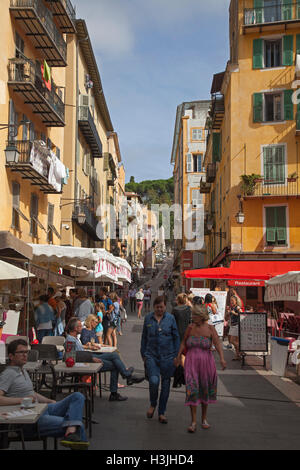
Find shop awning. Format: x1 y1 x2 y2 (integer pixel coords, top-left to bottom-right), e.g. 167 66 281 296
0 259 35 280
265 271 300 302
0 231 33 261
183 260 300 281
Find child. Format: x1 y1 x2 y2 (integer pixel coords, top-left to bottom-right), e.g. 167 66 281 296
95 302 105 345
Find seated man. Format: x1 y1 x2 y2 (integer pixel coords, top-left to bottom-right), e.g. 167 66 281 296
65 318 144 401
0 339 88 450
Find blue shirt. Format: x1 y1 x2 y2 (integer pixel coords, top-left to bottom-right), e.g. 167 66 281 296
140 312 180 361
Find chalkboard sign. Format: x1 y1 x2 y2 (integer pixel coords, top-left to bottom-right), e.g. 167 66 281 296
239 313 268 353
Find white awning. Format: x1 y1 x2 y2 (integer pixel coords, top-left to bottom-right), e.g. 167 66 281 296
0 260 35 280
265 271 300 302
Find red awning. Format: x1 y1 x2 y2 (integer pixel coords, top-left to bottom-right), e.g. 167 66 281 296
183 261 300 281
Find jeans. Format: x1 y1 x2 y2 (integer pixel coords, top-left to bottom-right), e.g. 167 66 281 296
24 393 87 441
145 357 175 416
36 329 53 344
97 352 132 394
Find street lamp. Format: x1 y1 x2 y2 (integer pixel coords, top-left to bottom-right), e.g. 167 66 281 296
4 143 20 164
235 195 245 225
77 213 86 225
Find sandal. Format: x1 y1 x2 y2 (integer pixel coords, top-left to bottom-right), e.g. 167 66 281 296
201 420 211 430
158 415 168 424
187 422 197 433
146 407 156 419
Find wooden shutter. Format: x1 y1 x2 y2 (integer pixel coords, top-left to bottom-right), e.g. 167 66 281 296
284 89 294 120
186 153 192 173
297 1 300 20
12 181 20 230
283 35 294 66
254 0 263 24
297 102 300 131
282 0 292 21
253 93 263 122
266 207 276 243
30 193 38 237
276 206 287 243
253 39 263 69
9 100 17 141
212 133 221 162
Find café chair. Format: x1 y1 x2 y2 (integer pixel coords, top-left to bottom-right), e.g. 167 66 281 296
30 344 58 399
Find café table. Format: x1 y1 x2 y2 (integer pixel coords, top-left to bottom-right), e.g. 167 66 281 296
0 403 47 450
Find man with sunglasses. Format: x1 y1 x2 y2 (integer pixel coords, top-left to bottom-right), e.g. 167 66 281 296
0 339 89 450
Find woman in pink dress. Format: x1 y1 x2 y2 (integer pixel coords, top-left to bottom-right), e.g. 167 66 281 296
174 304 226 433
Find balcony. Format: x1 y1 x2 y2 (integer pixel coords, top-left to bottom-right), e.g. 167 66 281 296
10 0 67 67
206 163 217 183
243 177 300 198
209 95 225 130
44 0 76 34
78 106 103 158
5 140 63 194
72 203 99 241
243 2 300 33
8 58 65 127
200 178 211 194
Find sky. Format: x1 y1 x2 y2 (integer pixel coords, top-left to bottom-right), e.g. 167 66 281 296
74 0 231 183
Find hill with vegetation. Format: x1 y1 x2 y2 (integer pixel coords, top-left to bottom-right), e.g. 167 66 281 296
125 176 174 206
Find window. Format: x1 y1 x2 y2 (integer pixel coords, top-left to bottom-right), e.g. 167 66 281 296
12 182 20 230
253 90 293 123
264 93 282 121
47 204 60 243
253 35 293 69
265 39 281 68
192 154 202 172
263 145 285 183
191 189 202 209
265 206 287 246
192 128 203 141
30 194 39 237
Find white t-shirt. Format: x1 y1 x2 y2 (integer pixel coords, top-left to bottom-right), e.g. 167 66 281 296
136 292 144 301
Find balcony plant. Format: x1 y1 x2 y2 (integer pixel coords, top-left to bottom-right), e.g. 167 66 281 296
240 174 262 196
287 172 297 183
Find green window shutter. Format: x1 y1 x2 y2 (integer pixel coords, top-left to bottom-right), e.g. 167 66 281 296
297 102 300 130
297 1 300 20
282 35 294 66
253 93 263 122
254 0 263 24
276 206 287 243
212 133 221 162
284 89 294 120
296 34 300 55
253 39 263 69
266 207 276 243
282 0 292 20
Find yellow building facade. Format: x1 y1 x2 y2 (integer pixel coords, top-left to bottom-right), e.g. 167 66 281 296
204 0 300 301
0 0 75 247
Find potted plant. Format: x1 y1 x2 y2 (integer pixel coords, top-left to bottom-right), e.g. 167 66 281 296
287 172 297 183
240 174 262 196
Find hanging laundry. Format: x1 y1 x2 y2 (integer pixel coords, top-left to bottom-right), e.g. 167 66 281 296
41 60 52 91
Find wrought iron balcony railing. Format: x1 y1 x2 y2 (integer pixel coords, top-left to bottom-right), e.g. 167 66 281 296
206 163 217 183
244 2 300 28
78 106 103 158
10 0 67 66
73 203 99 241
44 0 76 33
8 57 65 126
5 140 63 194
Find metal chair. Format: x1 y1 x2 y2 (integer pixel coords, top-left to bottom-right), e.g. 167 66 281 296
30 344 58 399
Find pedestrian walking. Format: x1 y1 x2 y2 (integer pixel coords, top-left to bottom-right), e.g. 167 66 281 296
106 292 120 348
141 296 180 424
136 288 144 319
34 295 55 343
73 288 94 325
174 304 226 433
171 293 192 341
226 295 243 360
143 286 152 313
128 287 137 313
95 302 104 344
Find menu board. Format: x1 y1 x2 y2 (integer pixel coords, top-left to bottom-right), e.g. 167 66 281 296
239 313 268 352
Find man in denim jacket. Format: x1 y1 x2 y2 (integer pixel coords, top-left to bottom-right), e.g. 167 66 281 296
141 296 180 424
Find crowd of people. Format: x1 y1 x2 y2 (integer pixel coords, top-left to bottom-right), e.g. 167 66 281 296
34 286 128 349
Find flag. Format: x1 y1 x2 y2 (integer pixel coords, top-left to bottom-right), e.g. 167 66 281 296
41 60 51 91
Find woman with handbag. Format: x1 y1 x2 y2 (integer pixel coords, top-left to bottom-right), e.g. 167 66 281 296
174 304 226 433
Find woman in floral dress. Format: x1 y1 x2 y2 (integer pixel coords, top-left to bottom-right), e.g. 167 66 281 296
174 304 226 433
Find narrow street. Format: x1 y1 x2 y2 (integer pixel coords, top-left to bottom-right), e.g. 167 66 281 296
85 261 300 451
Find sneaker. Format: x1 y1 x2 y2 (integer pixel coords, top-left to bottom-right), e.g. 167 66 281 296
126 375 145 386
60 432 90 450
109 392 128 402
